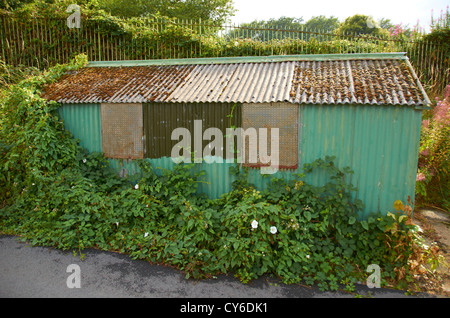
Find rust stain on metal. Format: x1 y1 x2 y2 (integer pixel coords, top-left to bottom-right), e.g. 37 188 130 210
42 65 195 103
290 59 425 105
101 103 144 159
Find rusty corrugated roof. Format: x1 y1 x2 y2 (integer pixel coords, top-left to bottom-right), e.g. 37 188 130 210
41 54 430 106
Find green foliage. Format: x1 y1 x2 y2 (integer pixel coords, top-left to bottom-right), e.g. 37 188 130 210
304 15 340 33
0 60 40 89
227 17 305 42
0 56 444 293
0 53 88 205
416 85 450 210
337 14 390 37
96 0 235 25
424 6 450 58
0 0 36 11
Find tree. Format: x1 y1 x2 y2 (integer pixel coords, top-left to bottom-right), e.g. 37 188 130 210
96 0 235 24
337 14 388 37
378 17 394 30
227 15 343 42
304 15 340 33
0 0 38 10
227 16 304 41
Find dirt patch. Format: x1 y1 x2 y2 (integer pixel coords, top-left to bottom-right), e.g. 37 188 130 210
413 206 450 297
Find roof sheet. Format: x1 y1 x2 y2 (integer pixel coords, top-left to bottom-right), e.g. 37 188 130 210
42 54 430 107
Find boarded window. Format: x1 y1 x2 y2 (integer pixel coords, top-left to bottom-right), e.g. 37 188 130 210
101 103 144 159
242 103 298 169
144 102 242 160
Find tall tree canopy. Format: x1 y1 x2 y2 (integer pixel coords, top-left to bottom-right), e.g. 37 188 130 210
337 14 389 36
228 16 304 41
96 0 235 24
0 0 37 10
304 15 340 32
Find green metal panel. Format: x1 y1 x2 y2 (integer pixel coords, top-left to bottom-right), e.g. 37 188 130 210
144 102 242 160
57 103 102 153
88 53 409 67
298 104 423 218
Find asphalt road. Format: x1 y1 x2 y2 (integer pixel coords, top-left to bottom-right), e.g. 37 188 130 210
0 234 420 301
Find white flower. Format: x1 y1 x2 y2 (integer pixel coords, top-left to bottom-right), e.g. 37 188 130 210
115 222 119 226
306 255 310 259
251 220 258 229
134 184 139 190
270 226 277 234
144 232 149 237
83 159 87 163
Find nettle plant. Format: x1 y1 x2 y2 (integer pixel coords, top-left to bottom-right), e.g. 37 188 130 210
0 56 445 293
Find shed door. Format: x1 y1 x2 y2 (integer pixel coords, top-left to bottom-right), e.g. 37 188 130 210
101 103 144 159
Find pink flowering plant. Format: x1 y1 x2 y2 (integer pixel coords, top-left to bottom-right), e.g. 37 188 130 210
416 84 450 209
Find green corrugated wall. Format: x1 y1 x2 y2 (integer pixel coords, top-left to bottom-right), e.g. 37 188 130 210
57 102 423 218
298 104 423 218
57 103 102 153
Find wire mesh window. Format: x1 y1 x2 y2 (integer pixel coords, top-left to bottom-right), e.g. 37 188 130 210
100 103 144 159
242 103 298 169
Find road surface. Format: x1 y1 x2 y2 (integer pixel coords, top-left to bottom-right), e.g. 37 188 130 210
0 234 420 302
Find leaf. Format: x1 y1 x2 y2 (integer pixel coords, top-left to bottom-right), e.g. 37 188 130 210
348 216 356 225
393 200 404 211
304 211 311 221
361 220 369 231
385 222 398 233
387 212 396 219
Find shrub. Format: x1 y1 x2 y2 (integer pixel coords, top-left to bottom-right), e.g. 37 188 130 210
416 84 450 210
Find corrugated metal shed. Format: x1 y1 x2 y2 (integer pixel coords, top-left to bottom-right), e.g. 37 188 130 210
47 53 431 218
42 53 430 107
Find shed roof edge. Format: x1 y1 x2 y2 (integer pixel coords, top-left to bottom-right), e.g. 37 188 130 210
86 53 408 67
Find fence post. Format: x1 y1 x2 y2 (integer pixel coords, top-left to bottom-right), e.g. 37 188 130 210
0 15 6 63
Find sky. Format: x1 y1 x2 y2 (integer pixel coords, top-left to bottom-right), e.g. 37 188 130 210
230 0 449 32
